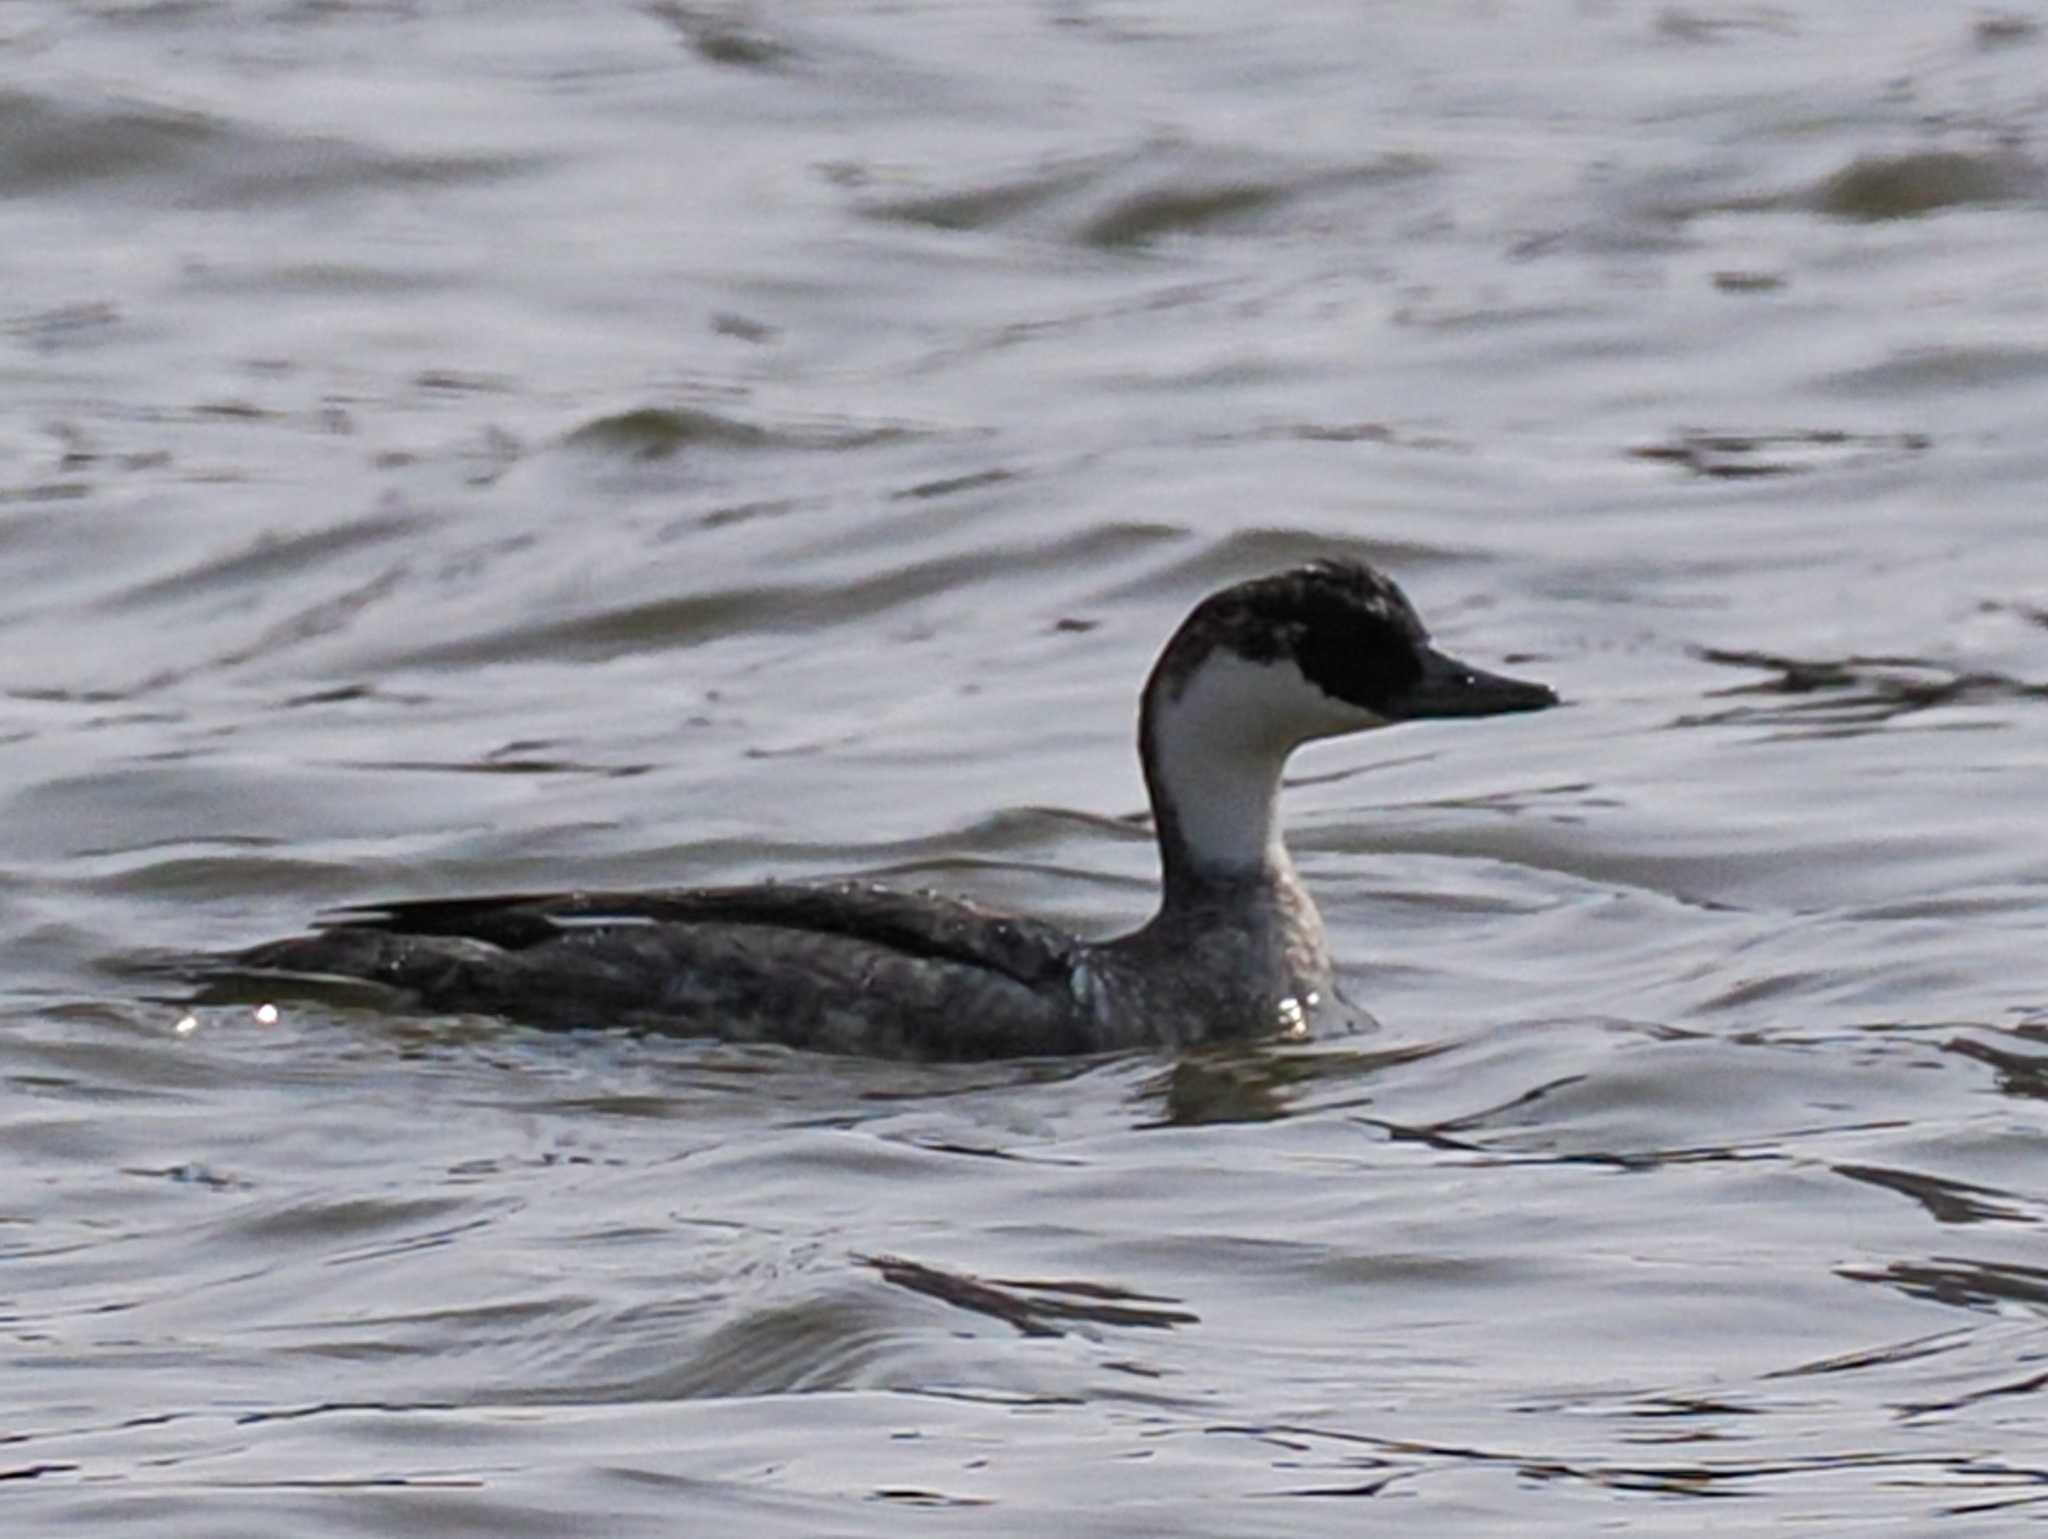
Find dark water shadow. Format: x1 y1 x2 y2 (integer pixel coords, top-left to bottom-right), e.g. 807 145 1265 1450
1683 647 2048 732
1837 1255 2048 1322
1630 427 1928 479
861 1253 1198 1338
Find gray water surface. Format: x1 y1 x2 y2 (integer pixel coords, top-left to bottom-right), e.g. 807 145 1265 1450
6 2 2048 1533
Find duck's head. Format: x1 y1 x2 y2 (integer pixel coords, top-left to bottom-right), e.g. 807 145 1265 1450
1146 559 1556 749
1139 559 1557 878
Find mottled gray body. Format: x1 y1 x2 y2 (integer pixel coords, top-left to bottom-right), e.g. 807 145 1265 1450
240 886 1088 1059
224 562 1553 1058
235 865 1344 1059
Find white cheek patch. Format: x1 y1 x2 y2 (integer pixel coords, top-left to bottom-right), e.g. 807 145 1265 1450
1162 653 1390 753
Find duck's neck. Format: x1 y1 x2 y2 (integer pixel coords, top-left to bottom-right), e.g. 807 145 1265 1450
1137 675 1298 909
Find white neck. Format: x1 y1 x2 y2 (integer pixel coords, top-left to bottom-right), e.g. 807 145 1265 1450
1149 721 1289 876
1141 652 1386 882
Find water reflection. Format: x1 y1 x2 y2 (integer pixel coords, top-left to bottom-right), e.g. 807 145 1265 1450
1144 1042 1443 1127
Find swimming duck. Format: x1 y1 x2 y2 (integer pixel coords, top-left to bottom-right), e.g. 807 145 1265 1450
228 560 1556 1057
